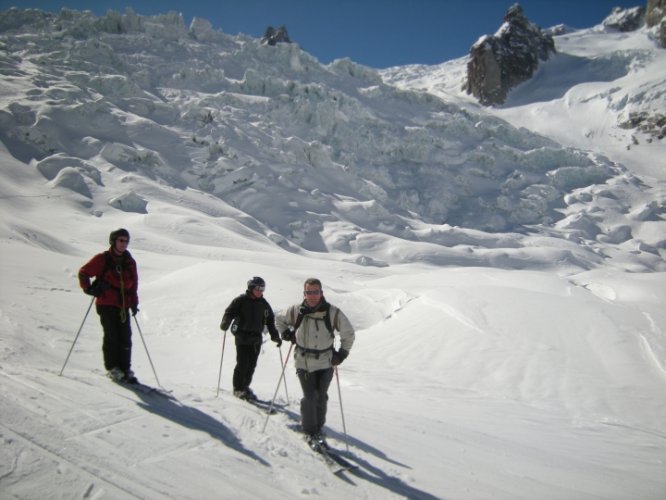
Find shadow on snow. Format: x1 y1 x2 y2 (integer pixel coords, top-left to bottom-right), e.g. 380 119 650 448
130 387 270 466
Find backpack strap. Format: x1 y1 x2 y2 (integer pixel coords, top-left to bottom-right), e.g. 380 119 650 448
294 304 334 334
293 309 305 331
323 304 335 335
101 251 114 280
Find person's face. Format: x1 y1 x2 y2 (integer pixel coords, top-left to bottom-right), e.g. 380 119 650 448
303 284 322 307
251 285 264 298
114 237 129 254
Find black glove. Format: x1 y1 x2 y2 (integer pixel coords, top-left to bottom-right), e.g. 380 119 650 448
271 334 282 347
84 280 103 297
281 328 296 343
131 305 139 317
331 348 349 366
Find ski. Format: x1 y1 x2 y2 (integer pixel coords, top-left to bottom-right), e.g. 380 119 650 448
243 398 286 414
310 444 348 474
319 447 358 472
306 440 356 474
112 380 175 400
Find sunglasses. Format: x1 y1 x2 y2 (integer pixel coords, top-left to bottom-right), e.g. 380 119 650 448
304 290 321 296
253 286 265 292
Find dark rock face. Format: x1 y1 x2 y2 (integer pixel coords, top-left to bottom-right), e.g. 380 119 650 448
261 25 292 46
647 0 666 26
619 111 666 141
646 0 666 47
464 3 556 106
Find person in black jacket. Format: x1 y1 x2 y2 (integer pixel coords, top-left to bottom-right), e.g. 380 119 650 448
220 276 282 400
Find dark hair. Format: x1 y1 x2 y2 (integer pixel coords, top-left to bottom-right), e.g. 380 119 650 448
303 278 322 289
109 228 130 245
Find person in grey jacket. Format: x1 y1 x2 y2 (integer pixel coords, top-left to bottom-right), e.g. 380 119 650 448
276 278 355 450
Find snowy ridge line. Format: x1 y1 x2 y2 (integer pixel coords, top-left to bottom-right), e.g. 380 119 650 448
599 419 666 441
3 368 169 432
0 370 164 498
42 370 276 466
47 372 220 437
0 368 114 423
0 421 143 499
63 414 148 441
639 334 666 378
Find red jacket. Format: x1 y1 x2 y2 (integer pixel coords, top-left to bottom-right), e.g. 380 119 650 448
79 250 138 308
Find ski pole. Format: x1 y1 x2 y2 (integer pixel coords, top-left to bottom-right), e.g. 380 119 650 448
334 366 350 452
133 315 162 388
278 345 289 402
216 329 228 397
261 342 293 433
59 296 95 376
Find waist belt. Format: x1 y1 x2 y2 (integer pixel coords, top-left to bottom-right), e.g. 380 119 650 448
295 344 333 359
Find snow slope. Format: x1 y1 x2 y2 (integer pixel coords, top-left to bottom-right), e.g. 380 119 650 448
1 8 665 500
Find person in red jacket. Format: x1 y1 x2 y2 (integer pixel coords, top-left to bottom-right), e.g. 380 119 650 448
78 228 139 384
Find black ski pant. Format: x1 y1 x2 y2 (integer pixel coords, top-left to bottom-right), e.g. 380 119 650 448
97 305 132 373
233 343 260 392
297 367 334 436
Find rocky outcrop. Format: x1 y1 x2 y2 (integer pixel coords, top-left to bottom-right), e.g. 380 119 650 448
619 111 666 142
603 6 646 32
464 4 555 106
647 0 666 25
260 25 292 46
647 0 666 47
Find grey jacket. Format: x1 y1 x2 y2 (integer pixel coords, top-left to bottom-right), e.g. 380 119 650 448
276 301 355 372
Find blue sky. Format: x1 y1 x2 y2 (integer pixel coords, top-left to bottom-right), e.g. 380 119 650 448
3 0 642 67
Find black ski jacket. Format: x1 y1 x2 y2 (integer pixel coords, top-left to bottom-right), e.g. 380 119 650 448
220 291 279 345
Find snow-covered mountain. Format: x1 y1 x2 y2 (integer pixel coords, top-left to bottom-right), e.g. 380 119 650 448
381 14 666 180
3 7 664 267
1 7 665 500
